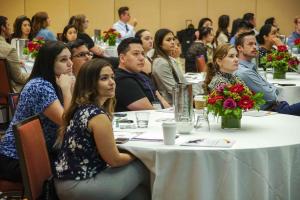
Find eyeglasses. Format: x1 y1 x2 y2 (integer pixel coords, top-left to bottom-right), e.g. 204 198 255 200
72 51 93 58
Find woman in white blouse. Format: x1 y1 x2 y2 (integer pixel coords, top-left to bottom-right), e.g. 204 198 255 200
215 15 230 46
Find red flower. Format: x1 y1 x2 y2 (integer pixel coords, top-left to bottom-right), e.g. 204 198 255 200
295 38 300 45
267 54 273 62
207 95 223 104
276 55 283 60
27 42 35 52
277 45 288 52
229 83 244 93
238 95 254 109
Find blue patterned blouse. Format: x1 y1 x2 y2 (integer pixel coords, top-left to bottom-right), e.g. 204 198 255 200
0 78 59 159
54 104 108 180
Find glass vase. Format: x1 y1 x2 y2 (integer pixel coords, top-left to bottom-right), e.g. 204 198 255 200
221 115 241 129
273 68 286 79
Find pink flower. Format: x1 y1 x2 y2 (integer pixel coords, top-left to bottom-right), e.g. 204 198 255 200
216 83 226 93
223 98 237 109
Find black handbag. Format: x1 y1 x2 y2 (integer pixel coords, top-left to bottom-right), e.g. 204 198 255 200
38 176 59 200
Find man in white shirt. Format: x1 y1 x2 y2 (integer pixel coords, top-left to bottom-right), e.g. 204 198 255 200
113 6 137 40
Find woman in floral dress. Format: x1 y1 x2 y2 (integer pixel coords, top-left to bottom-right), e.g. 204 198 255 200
54 58 150 200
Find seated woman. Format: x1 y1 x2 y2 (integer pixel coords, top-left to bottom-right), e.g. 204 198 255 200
10 15 33 45
31 12 57 41
61 24 78 43
203 43 242 93
215 15 230 46
69 14 104 56
69 15 119 68
54 58 150 200
135 29 153 75
171 37 185 73
185 27 214 73
152 28 185 104
0 41 74 182
257 24 283 69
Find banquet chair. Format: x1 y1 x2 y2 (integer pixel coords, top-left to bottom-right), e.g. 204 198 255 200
57 33 63 41
13 115 54 200
0 59 13 130
8 93 20 116
0 179 23 199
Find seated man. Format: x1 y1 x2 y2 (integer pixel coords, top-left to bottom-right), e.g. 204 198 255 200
115 37 169 112
67 39 93 76
235 31 300 116
113 6 137 40
0 16 29 92
287 16 300 48
229 20 252 46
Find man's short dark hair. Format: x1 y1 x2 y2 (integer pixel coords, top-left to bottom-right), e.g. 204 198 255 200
118 7 129 17
66 39 87 54
0 16 8 35
117 37 142 56
235 30 255 47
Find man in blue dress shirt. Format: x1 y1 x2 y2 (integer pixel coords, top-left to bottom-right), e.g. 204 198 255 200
287 16 300 48
113 6 137 41
235 31 300 116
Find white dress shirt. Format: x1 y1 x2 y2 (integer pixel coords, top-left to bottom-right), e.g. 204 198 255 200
113 20 135 40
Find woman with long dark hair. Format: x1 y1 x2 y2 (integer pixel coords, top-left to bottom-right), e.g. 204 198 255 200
152 28 185 104
215 15 230 46
256 24 283 69
185 26 214 73
61 24 78 43
54 58 150 200
11 15 32 40
135 29 153 75
0 41 74 182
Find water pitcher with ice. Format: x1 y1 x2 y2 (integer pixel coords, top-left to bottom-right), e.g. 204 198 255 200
173 83 194 134
15 39 28 59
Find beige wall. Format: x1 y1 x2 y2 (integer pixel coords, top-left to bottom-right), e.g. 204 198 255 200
0 0 299 37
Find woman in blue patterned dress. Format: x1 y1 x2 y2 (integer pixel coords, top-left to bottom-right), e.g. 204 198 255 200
54 58 150 200
0 41 74 182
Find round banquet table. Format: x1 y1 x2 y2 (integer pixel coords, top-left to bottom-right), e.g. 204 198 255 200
118 110 300 200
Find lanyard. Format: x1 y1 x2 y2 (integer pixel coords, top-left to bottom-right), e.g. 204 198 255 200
137 74 157 102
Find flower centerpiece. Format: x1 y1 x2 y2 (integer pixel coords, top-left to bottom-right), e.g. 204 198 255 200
206 82 265 129
103 28 121 46
294 38 300 53
23 36 45 59
260 45 299 79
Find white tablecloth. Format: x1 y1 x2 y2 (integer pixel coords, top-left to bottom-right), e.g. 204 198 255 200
266 72 300 104
118 110 300 200
97 44 118 57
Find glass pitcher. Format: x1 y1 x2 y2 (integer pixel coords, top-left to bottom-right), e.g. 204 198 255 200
173 83 194 133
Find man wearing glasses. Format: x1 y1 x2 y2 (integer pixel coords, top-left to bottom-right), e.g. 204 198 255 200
67 39 93 76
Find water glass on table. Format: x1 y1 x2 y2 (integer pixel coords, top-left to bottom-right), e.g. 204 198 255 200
135 112 150 128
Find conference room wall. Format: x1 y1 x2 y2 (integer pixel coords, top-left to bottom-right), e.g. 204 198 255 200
0 0 298 37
